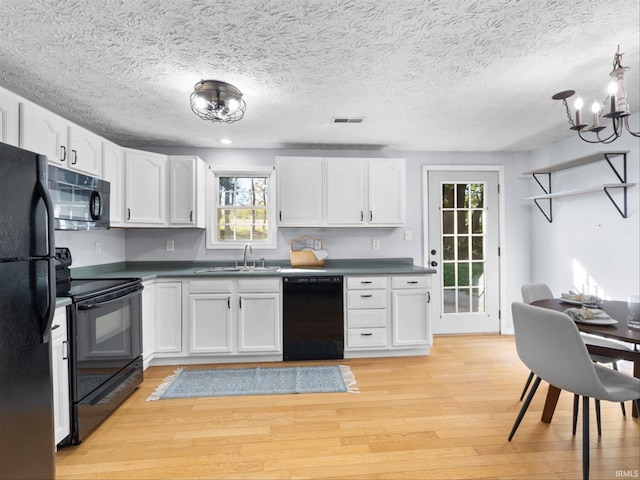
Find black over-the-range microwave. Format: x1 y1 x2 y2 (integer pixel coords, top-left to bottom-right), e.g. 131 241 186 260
47 165 110 230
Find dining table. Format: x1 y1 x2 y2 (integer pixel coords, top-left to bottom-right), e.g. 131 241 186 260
530 299 640 421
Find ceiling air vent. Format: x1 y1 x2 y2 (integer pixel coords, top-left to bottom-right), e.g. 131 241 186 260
333 117 364 123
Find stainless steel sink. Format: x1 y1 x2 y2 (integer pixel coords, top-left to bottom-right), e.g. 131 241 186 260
195 266 282 273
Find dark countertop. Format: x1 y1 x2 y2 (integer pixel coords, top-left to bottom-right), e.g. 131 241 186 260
69 258 436 283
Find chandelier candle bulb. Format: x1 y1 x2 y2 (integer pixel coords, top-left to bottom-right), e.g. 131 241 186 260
574 96 583 126
591 101 600 128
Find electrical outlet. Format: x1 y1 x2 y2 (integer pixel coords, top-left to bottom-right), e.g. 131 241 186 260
95 241 102 255
404 230 412 241
166 240 174 251
372 239 380 250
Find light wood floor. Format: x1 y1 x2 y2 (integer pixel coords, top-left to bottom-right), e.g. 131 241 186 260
55 335 639 480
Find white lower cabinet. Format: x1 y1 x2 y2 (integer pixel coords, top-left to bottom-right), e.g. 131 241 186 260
345 276 389 351
141 281 155 368
391 276 431 347
345 275 431 357
51 306 70 447
153 282 182 354
189 278 281 356
189 280 234 353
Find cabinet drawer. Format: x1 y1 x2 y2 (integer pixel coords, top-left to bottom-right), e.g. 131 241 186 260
347 309 387 328
391 276 429 289
347 328 388 348
347 290 387 308
238 278 281 293
347 276 387 290
189 280 233 294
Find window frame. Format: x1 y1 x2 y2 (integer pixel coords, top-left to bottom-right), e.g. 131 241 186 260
205 165 277 249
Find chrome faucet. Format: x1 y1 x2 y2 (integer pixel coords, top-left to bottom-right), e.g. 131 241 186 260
243 243 253 267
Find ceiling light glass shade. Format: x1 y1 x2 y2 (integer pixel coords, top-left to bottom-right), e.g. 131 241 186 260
190 80 246 123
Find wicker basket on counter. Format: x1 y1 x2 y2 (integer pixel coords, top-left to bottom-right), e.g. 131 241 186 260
290 235 325 267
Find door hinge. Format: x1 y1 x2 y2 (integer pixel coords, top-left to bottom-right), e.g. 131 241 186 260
497 183 500 194
498 309 501 319
498 247 501 256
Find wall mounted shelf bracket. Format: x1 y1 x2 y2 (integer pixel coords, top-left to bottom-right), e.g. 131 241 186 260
525 151 632 223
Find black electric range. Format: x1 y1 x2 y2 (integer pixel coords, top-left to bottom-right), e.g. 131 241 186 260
54 247 143 446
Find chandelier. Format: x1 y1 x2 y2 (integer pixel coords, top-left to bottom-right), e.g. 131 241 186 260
190 80 246 123
552 46 639 144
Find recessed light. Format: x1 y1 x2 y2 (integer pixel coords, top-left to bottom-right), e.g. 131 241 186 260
220 138 232 144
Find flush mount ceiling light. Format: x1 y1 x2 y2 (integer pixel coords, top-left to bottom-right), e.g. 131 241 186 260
190 80 246 124
552 45 639 144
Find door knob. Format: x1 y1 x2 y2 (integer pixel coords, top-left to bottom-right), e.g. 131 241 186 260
430 261 438 267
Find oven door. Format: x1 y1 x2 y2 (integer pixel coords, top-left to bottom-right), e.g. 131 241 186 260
72 287 142 402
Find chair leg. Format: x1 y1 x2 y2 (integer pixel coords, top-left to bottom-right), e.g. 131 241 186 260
582 396 590 480
611 363 627 416
519 371 535 401
573 394 579 435
595 399 601 436
508 376 542 441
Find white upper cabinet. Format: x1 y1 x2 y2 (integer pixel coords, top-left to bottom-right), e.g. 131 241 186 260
124 149 167 226
277 156 405 227
102 140 124 226
367 158 405 225
0 86 20 146
19 101 102 176
276 156 324 226
19 102 67 164
168 155 205 228
67 124 102 176
326 158 367 225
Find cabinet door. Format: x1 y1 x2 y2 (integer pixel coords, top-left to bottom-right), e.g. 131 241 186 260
189 294 233 353
51 307 70 446
276 156 324 226
238 293 281 353
102 141 124 226
169 156 201 226
141 281 155 367
326 157 367 225
368 158 405 225
19 102 68 164
154 282 182 353
68 125 101 176
124 149 167 225
0 87 19 146
391 289 430 347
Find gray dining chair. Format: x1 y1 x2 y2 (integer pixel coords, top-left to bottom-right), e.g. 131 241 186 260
508 302 640 480
520 283 632 416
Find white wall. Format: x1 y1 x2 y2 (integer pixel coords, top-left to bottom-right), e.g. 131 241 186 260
55 228 126 267
527 113 640 302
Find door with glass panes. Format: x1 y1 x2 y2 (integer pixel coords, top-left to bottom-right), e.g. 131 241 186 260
427 170 500 334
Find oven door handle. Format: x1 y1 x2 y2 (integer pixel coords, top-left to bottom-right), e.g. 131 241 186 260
77 287 142 310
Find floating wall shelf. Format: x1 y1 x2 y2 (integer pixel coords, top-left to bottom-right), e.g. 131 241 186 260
523 151 634 222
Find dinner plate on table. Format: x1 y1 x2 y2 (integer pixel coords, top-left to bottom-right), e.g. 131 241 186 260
573 311 618 325
573 317 618 325
559 298 583 306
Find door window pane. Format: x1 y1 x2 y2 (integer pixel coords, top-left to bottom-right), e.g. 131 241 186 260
440 182 487 314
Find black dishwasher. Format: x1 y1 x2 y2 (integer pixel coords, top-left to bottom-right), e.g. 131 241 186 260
283 276 344 360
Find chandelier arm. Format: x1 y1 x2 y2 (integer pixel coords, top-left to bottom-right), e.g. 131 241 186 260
595 127 620 144
623 117 640 137
578 129 616 144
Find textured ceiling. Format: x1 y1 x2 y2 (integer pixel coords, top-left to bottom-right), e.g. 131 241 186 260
0 0 638 152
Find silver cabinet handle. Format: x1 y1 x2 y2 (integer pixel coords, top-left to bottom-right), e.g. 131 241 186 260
360 332 373 336
71 149 78 165
360 294 372 298
60 145 66 161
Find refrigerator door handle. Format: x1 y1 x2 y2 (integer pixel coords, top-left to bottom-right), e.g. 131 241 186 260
36 172 57 343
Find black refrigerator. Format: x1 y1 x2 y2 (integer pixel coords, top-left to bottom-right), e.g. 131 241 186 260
0 141 56 479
